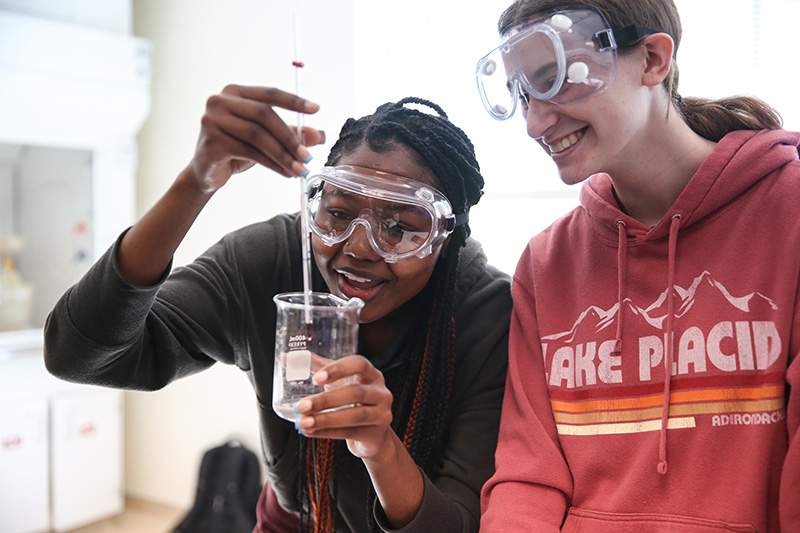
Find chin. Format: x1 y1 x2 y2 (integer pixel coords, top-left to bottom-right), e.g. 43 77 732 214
557 170 589 186
355 308 381 325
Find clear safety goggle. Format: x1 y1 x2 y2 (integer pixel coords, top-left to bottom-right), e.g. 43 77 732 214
306 165 468 263
476 7 655 120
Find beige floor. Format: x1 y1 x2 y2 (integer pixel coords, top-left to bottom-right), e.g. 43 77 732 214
66 497 186 533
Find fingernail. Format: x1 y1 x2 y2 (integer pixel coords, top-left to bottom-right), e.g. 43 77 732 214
298 416 314 429
318 130 326 145
294 417 303 433
295 399 311 413
292 161 309 178
298 145 312 163
313 370 328 385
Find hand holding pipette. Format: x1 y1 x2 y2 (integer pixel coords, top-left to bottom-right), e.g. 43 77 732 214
185 85 323 189
116 84 323 287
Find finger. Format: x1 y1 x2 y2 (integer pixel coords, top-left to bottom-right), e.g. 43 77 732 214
209 95 308 172
201 122 295 178
313 355 383 387
297 402 392 432
226 85 322 153
297 383 390 415
203 113 297 171
210 108 307 177
291 126 326 148
224 95 311 164
229 85 320 115
299 426 376 441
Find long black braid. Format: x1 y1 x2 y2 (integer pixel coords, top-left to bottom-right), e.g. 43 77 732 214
298 97 485 532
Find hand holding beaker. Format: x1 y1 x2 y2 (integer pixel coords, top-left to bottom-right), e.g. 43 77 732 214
293 354 396 460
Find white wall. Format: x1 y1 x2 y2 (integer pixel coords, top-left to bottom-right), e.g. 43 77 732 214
129 0 800 510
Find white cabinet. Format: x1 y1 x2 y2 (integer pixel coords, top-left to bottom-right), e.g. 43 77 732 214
0 394 49 533
51 389 124 532
0 352 124 533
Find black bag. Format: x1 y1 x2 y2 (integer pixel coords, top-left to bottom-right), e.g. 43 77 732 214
173 439 263 533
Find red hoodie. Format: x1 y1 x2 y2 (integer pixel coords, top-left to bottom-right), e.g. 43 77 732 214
481 130 800 532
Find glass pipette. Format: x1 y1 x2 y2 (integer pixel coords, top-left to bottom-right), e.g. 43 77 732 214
293 5 313 329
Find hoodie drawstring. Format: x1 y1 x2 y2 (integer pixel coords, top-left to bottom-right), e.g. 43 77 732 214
613 221 627 353
658 214 682 475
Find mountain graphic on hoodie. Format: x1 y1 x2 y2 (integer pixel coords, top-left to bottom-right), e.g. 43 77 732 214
542 271 778 343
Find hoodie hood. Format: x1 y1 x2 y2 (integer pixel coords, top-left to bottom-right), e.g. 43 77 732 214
579 129 800 240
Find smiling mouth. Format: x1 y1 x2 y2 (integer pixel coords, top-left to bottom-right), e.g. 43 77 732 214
547 129 584 154
335 269 385 299
340 271 372 284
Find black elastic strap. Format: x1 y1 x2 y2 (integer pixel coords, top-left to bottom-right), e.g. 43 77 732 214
446 211 470 231
612 24 658 47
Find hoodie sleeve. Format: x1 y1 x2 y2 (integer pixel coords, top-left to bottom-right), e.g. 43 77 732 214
42 215 293 391
480 245 573 531
780 292 800 530
42 229 238 390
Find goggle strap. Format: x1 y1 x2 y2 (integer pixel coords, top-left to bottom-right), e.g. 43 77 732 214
445 211 470 232
607 25 658 49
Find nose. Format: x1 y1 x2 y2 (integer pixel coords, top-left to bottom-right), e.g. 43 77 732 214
343 222 381 261
524 98 558 140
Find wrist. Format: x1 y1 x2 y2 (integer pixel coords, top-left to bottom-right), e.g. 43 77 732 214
178 165 217 198
362 431 424 529
360 428 403 467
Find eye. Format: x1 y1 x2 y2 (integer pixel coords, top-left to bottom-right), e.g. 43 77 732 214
325 207 353 221
381 217 410 239
313 199 355 233
527 61 563 96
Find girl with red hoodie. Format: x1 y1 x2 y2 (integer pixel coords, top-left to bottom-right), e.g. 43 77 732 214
476 0 799 531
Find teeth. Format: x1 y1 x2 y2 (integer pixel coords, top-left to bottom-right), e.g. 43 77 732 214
342 271 371 283
549 130 583 154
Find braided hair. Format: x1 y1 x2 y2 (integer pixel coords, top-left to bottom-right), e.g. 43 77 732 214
297 98 485 532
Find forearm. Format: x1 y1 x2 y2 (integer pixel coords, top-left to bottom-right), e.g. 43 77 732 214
118 167 213 286
481 291 572 530
43 234 184 389
362 431 424 529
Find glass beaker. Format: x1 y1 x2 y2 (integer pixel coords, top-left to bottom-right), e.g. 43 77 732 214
272 292 364 421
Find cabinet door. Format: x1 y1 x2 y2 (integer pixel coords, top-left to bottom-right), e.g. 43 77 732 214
0 396 50 533
50 388 123 532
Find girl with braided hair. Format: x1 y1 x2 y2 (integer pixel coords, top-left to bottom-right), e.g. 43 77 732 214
43 85 511 532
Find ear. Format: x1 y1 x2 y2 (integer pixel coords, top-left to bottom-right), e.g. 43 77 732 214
640 33 675 87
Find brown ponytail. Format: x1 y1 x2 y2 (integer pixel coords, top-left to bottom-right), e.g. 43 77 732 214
674 95 783 142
